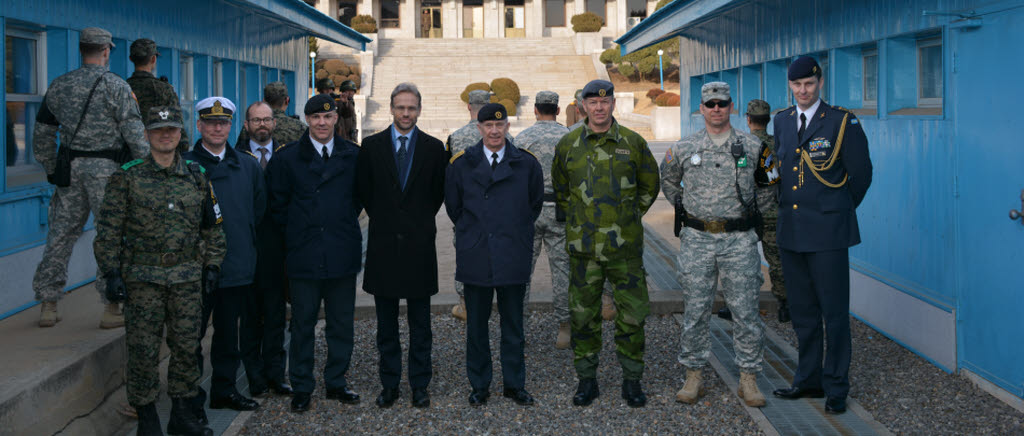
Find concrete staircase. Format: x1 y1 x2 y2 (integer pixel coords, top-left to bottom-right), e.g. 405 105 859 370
364 38 598 139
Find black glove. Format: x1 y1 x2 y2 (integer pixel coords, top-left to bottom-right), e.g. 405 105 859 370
46 173 56 185
202 265 220 294
104 270 127 303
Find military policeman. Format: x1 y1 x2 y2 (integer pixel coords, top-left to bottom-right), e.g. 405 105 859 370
552 79 660 408
236 82 307 146
316 78 337 96
661 82 770 408
336 80 359 142
770 57 872 415
93 105 224 436
516 91 572 348
127 38 190 152
32 27 149 329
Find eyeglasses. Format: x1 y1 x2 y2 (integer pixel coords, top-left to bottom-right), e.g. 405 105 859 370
703 100 732 109
247 117 274 125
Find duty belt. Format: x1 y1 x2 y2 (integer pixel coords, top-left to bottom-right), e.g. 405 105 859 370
681 213 757 234
131 247 200 267
70 149 122 161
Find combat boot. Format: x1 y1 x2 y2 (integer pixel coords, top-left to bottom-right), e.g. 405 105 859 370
555 322 571 349
451 297 467 322
737 372 766 407
676 369 704 404
38 301 61 327
135 402 163 436
167 397 212 436
100 303 125 329
600 294 617 321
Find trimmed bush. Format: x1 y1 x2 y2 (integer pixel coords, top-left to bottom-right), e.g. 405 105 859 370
323 59 347 74
459 82 491 103
655 0 673 10
498 99 517 117
654 92 680 107
617 62 635 77
490 78 520 105
315 70 328 80
636 57 658 76
599 47 621 65
646 88 666 100
351 15 377 33
346 74 361 88
570 12 603 33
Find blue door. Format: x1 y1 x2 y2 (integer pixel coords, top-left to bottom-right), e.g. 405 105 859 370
953 4 1024 397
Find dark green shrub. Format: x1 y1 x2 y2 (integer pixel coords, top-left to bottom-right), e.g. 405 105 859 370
571 12 603 32
490 78 521 105
600 47 621 64
617 62 635 77
351 15 378 33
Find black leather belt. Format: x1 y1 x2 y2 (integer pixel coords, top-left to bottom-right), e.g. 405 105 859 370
681 214 757 233
131 248 200 267
70 149 121 161
543 193 556 202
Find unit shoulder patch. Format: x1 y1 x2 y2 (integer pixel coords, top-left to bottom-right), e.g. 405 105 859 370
449 150 465 164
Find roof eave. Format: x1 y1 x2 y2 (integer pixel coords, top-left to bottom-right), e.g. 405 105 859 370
615 0 744 55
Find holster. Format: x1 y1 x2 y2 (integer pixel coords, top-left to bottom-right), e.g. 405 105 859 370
53 146 72 187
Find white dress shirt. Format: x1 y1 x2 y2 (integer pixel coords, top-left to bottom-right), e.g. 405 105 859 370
201 143 226 161
249 140 273 161
796 98 822 132
311 136 335 157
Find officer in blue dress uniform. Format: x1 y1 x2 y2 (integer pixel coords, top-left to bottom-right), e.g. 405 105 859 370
770 56 873 415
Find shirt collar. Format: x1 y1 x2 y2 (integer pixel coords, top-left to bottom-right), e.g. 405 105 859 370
484 143 506 164
391 124 416 150
310 135 335 156
201 142 227 161
796 98 822 127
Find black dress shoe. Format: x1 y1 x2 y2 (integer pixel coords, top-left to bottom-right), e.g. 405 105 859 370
248 383 268 397
376 387 401 408
502 388 535 406
326 387 361 404
717 306 733 321
621 379 647 408
291 392 311 413
778 300 791 323
825 396 847 414
209 392 260 411
468 388 490 406
572 378 600 406
773 386 825 399
412 388 430 408
269 380 294 396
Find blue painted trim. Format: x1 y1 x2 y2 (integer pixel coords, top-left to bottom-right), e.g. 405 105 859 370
0 276 95 321
850 259 954 312
251 0 371 49
850 311 955 374
0 239 45 258
616 0 748 54
959 360 1024 398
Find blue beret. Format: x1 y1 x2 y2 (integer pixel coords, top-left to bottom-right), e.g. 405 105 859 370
582 80 614 99
305 94 337 115
477 103 508 122
788 56 821 81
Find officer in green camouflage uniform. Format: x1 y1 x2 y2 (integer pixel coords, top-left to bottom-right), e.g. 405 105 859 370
747 99 788 322
32 27 149 329
552 80 660 408
236 82 307 146
516 91 572 348
94 105 225 436
660 82 768 408
127 38 190 153
445 90 514 321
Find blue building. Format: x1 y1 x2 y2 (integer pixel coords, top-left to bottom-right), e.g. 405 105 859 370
618 0 1024 401
0 0 369 318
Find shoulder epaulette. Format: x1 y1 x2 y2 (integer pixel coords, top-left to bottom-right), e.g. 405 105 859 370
449 150 465 164
242 150 258 160
832 105 851 112
520 148 538 160
184 159 206 174
274 143 290 153
121 159 144 170
785 105 797 116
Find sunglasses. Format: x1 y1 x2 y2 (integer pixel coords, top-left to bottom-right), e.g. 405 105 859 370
703 100 732 109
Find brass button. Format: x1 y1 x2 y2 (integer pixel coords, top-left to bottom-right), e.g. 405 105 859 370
793 204 799 210
796 149 802 154
792 185 798 191
792 166 798 172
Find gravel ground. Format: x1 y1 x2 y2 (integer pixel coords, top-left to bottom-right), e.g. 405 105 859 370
763 314 1024 435
242 311 763 435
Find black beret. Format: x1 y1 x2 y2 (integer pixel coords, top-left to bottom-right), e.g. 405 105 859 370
477 103 508 122
788 56 821 80
581 80 614 99
305 94 337 115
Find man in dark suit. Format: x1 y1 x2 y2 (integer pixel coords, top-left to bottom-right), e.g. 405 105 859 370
238 101 293 398
265 94 363 413
445 103 544 407
356 83 447 409
770 56 873 415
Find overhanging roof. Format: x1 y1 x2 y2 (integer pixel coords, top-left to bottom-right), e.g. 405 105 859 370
236 0 372 50
615 0 746 55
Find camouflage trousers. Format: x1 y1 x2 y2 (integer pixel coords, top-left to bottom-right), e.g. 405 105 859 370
761 217 786 301
526 205 570 323
677 227 765 372
33 158 117 303
125 280 203 406
569 256 650 380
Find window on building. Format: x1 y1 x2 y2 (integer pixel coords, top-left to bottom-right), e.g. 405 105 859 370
381 0 400 29
337 0 358 26
179 54 194 136
586 0 606 24
545 0 566 27
918 37 942 107
212 60 223 96
5 28 46 188
627 0 646 17
862 49 878 108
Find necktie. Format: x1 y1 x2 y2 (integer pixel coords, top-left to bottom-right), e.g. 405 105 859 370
491 152 499 170
257 147 268 169
321 145 329 162
798 113 807 140
397 136 409 187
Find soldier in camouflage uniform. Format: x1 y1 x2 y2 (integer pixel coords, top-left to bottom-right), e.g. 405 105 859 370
660 82 769 408
236 82 307 146
516 91 571 348
127 38 190 153
336 80 359 142
31 27 149 329
445 90 514 321
94 105 224 436
747 99 788 322
552 80 660 408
